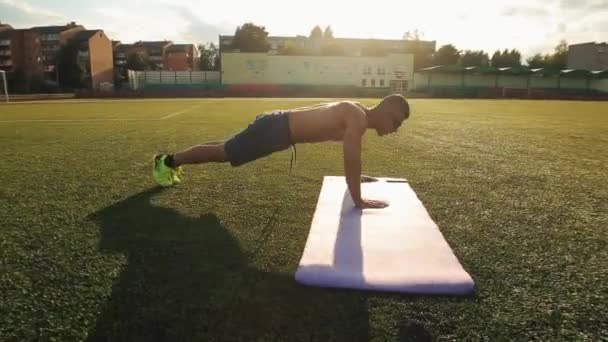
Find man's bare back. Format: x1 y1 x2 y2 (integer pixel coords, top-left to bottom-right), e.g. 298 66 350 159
288 102 351 143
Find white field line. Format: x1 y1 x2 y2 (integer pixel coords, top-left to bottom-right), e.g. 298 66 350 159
160 104 202 120
0 118 156 123
0 104 203 123
0 98 216 104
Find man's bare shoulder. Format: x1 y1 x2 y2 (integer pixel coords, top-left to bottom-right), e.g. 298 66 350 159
288 101 365 128
290 100 362 113
334 101 367 122
290 101 337 112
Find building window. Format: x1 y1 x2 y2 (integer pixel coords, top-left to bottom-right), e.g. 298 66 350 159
41 33 59 41
371 79 376 87
380 79 385 87
361 79 367 87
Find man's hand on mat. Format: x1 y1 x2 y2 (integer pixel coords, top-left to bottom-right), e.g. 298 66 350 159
356 199 389 209
360 175 379 183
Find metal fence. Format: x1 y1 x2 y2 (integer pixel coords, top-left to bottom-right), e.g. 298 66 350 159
128 70 221 90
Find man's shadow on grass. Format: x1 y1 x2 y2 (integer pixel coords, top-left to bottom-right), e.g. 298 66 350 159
87 187 370 341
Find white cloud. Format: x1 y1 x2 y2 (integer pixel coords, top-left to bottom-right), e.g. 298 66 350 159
0 0 62 19
0 0 65 26
0 0 605 58
170 5 233 43
502 6 549 17
96 8 128 19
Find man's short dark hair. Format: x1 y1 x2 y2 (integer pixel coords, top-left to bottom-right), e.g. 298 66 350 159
382 94 410 119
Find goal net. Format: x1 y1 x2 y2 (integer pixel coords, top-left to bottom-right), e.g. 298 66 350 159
0 70 7 102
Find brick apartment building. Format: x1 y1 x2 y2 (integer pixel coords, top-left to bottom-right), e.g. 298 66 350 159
568 42 608 71
131 41 173 70
0 29 44 90
31 23 85 83
0 22 114 91
74 30 114 89
113 42 133 82
113 41 199 73
164 44 200 71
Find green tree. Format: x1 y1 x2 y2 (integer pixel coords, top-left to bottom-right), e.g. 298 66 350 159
525 41 569 70
550 40 568 69
7 68 26 93
310 25 323 39
491 49 521 67
199 43 220 71
491 50 502 67
432 44 460 65
126 52 151 71
403 29 423 41
510 49 521 66
459 50 489 67
526 53 549 68
57 40 85 88
509 49 522 66
231 23 270 53
403 29 432 70
323 26 334 39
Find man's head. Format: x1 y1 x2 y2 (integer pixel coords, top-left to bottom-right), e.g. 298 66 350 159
368 94 410 136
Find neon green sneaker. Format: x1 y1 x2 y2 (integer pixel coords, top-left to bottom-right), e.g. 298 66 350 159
153 154 177 187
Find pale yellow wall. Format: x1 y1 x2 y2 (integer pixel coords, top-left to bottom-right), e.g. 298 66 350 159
221 52 414 88
88 31 114 89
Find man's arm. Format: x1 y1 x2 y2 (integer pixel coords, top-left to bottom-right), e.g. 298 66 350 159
341 102 387 209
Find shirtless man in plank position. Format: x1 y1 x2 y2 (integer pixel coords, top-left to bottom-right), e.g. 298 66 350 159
153 94 410 209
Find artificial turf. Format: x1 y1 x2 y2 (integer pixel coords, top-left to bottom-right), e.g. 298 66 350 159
0 98 606 340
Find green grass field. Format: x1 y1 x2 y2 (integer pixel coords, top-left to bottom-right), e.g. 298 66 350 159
1 98 606 341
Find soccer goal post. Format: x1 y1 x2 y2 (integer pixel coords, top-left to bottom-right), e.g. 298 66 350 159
0 70 7 102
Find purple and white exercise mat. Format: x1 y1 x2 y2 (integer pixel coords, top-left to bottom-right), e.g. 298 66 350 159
295 176 475 295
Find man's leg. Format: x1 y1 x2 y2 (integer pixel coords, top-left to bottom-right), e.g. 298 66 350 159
153 142 228 187
171 142 227 166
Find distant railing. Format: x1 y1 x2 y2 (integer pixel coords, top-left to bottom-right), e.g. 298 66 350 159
128 70 221 90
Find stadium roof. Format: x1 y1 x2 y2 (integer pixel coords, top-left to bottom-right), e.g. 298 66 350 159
419 65 608 77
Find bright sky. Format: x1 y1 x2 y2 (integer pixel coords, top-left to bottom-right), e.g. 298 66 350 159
1 0 607 57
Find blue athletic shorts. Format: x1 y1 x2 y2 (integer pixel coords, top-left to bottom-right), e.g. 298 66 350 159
224 111 294 167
